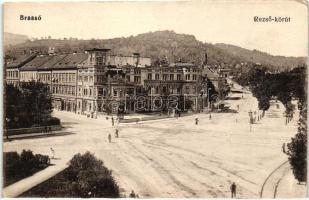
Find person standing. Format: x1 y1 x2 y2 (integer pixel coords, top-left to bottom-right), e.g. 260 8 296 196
108 134 111 143
112 117 114 126
115 129 119 138
195 117 199 125
230 182 236 198
50 148 55 159
282 143 286 153
209 113 212 120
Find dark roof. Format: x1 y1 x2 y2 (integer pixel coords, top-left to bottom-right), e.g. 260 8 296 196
52 53 88 69
85 48 111 52
20 55 53 71
38 55 67 70
6 54 37 69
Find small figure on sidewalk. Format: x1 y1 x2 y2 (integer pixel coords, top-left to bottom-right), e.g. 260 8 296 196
209 113 212 120
129 190 136 198
235 118 238 123
115 129 119 138
50 147 55 159
241 95 243 99
112 117 114 126
195 117 199 125
230 182 236 198
108 133 112 143
282 143 286 154
237 104 239 111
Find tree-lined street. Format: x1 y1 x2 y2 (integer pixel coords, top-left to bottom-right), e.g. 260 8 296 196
3 84 306 198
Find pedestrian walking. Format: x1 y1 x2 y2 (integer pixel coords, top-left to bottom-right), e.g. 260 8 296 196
108 133 111 143
209 113 212 120
115 129 119 138
195 117 199 125
237 104 239 111
112 117 114 126
50 148 55 159
282 143 286 154
129 190 136 198
230 182 236 198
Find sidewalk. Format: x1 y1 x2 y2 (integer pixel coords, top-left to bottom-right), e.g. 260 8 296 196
275 167 307 198
2 159 68 197
4 130 74 142
260 160 307 198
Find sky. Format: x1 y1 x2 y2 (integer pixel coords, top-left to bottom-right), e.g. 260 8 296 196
3 0 308 57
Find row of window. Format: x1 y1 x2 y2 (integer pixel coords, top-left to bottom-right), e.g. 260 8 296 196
52 85 76 95
7 71 18 78
52 73 76 83
20 72 37 80
146 73 197 81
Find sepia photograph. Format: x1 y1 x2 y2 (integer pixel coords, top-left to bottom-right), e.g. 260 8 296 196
2 0 308 198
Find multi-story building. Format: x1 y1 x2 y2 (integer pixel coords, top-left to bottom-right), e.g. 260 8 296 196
5 53 37 85
5 48 227 115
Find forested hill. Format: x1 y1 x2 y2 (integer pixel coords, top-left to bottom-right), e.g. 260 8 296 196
5 30 306 71
215 43 306 71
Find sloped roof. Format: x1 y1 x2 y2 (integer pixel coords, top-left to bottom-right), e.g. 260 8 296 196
52 53 88 69
6 53 37 69
38 55 67 70
203 66 219 79
20 55 53 71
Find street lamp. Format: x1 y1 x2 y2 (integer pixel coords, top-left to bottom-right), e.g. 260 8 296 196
208 88 212 111
248 110 253 132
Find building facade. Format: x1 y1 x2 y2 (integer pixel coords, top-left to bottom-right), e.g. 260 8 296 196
5 48 228 116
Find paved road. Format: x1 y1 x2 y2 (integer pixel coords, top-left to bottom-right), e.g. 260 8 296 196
3 84 303 198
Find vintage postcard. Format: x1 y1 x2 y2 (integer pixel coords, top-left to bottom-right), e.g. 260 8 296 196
2 0 308 198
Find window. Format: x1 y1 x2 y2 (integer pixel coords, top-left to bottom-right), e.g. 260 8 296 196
134 76 139 83
193 74 197 80
113 89 118 97
163 74 168 80
126 75 130 82
96 56 103 65
170 74 174 81
177 74 181 80
147 73 152 80
89 88 92 96
185 74 190 80
155 74 160 80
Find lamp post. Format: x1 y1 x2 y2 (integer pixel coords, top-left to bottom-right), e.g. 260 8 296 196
208 88 212 111
248 110 253 132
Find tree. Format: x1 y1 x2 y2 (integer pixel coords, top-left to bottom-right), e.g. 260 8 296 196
287 102 307 183
5 81 55 129
64 152 120 197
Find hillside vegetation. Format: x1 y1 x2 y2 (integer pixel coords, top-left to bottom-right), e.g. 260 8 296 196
5 31 306 72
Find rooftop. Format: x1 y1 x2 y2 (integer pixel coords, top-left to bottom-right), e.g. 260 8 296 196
85 48 111 52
